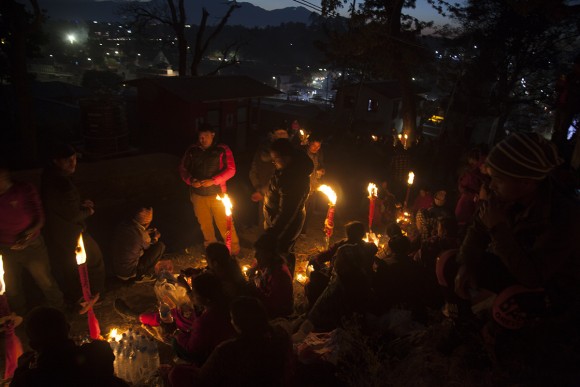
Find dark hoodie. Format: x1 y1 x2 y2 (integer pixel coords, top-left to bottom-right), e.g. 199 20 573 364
263 149 313 244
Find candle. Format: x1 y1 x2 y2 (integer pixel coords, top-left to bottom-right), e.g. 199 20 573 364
0 255 23 380
76 234 101 340
216 194 233 253
404 171 414 210
403 133 408 149
367 183 378 232
317 184 337 249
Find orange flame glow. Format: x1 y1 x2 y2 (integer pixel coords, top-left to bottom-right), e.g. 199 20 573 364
76 234 87 266
317 184 337 205
216 194 233 216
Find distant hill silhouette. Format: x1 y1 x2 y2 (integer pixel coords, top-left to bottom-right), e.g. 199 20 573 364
41 0 316 27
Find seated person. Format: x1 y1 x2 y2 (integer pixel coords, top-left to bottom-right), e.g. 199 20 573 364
11 307 84 387
439 133 580 371
169 296 292 387
411 185 434 215
416 190 453 242
205 242 250 300
172 272 236 365
374 236 425 318
79 340 129 387
307 243 375 332
111 206 166 282
249 234 294 319
306 221 377 308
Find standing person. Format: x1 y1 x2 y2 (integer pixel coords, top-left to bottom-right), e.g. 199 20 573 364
179 124 240 256
249 126 289 227
41 144 105 309
111 206 166 283
302 134 325 234
0 166 63 315
263 138 313 276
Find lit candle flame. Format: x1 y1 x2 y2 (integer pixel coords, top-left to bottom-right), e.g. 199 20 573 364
404 134 408 140
371 135 378 141
398 134 402 140
0 255 5 296
299 129 304 136
317 184 337 205
216 194 233 216
306 265 314 275
367 183 377 199
407 172 415 185
242 265 250 275
76 234 87 266
296 273 306 284
363 232 379 247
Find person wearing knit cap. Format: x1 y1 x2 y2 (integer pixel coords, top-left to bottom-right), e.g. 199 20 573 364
447 132 580 335
111 206 166 282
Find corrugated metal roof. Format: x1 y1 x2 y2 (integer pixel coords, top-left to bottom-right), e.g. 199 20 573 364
126 75 281 102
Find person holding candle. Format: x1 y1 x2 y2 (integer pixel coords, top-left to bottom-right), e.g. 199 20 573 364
41 143 105 309
301 134 326 235
179 123 240 256
249 125 289 227
111 206 166 283
263 138 313 276
0 166 63 315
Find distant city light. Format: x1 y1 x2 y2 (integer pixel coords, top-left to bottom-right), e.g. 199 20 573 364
67 34 76 44
87 58 92 61
93 21 98 24
137 53 141 56
114 51 119 54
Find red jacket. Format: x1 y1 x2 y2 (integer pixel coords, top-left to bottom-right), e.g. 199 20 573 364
175 306 235 364
0 182 43 246
179 143 236 195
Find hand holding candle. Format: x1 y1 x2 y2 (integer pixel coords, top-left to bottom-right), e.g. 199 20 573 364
216 194 233 253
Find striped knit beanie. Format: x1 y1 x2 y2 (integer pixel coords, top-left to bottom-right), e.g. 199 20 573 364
134 207 153 224
486 133 563 180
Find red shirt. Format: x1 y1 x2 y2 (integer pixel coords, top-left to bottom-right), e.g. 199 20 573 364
0 182 43 246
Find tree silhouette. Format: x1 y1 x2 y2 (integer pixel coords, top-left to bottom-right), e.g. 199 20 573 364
118 0 239 77
320 0 433 141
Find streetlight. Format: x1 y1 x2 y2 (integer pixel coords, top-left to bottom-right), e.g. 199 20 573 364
67 34 76 44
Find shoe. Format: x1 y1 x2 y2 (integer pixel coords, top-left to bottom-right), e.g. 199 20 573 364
134 274 156 284
114 298 139 320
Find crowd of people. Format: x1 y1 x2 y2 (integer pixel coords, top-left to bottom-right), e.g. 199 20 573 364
1 120 580 385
